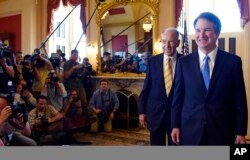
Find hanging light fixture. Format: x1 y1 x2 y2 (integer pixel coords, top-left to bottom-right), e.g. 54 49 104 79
143 18 152 32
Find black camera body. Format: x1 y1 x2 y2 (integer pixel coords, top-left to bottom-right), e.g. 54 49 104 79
8 103 27 119
0 46 13 59
48 71 59 83
49 57 61 68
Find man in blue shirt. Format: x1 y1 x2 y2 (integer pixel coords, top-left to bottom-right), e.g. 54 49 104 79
89 79 119 132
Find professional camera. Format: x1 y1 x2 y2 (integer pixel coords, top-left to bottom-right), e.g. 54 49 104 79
40 115 49 127
30 48 41 65
0 45 13 59
8 103 27 119
47 70 59 83
49 53 61 68
5 81 27 118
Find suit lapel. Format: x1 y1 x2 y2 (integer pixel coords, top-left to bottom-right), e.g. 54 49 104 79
158 54 165 92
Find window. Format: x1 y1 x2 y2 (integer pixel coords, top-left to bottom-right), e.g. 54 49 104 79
61 23 65 38
56 21 60 37
48 1 86 60
187 0 242 34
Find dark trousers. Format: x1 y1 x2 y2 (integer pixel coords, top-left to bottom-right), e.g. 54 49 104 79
150 118 174 146
199 125 208 145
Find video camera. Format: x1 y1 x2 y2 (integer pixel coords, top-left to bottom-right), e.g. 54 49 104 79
30 48 40 62
49 53 61 68
0 44 13 59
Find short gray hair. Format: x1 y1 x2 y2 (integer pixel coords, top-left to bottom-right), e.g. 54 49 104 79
161 27 180 40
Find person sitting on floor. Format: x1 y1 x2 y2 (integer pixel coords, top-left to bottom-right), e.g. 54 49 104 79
89 79 119 132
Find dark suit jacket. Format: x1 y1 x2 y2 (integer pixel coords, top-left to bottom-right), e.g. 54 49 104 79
138 53 182 132
171 50 248 145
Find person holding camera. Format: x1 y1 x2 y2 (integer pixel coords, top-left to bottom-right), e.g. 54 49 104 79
0 41 15 96
89 79 119 132
63 49 87 108
22 54 35 92
41 71 67 111
61 89 82 117
0 96 37 146
28 95 64 145
31 47 53 98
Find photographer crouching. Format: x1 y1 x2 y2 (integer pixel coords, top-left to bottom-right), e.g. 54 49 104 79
0 96 36 146
89 79 119 132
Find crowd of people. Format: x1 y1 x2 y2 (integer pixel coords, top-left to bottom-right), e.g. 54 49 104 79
101 51 151 74
0 42 119 146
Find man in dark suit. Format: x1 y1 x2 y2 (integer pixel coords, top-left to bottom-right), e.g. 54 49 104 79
171 12 248 145
138 28 183 145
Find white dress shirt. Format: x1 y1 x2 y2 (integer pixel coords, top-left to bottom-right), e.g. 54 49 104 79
198 47 218 78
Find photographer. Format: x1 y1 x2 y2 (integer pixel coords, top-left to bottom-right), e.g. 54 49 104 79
89 79 119 132
41 70 67 111
82 57 96 102
31 47 53 98
63 49 87 108
0 96 36 146
61 89 82 117
101 52 116 73
28 95 64 145
0 40 15 95
49 53 64 82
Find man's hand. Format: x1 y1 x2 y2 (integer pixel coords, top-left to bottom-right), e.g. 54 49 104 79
235 135 246 144
0 106 12 124
109 112 115 120
139 114 147 128
171 128 180 145
73 64 83 70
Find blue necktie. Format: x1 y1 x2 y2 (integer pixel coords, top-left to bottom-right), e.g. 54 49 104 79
202 56 210 90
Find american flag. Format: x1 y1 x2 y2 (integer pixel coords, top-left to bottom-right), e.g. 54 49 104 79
182 19 189 55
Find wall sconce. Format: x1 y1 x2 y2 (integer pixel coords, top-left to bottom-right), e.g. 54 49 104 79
143 18 152 32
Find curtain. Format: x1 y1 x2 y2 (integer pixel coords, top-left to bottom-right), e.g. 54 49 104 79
47 0 86 35
47 0 61 35
237 0 249 28
175 0 183 27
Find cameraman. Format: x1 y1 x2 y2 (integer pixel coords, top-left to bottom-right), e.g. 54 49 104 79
63 49 87 108
28 95 64 145
0 96 36 146
0 41 15 95
32 47 53 98
89 79 119 132
61 89 82 117
41 70 67 111
22 54 35 92
49 52 64 82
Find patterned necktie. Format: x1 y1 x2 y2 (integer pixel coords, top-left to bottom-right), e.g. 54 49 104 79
164 58 173 96
202 56 210 90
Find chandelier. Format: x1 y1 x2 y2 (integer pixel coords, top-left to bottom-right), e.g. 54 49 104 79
142 18 152 32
